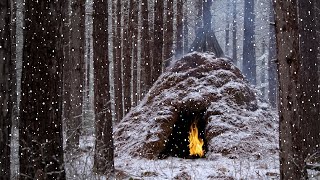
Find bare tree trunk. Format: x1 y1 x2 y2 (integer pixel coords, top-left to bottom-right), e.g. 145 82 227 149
203 0 212 31
183 0 188 54
132 1 138 106
316 0 320 120
19 1 66 179
195 0 203 31
232 0 237 63
123 0 132 114
152 0 164 84
64 0 85 151
274 1 305 178
274 0 319 179
268 0 277 108
114 0 123 122
298 0 320 160
243 0 256 85
164 0 173 61
176 0 183 57
140 0 152 98
225 0 230 55
0 1 12 178
92 0 114 176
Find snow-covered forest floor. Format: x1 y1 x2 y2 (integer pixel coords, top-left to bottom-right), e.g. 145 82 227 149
63 134 319 180
9 120 320 179
65 135 280 180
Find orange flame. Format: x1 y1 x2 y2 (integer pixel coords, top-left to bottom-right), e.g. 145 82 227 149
188 122 204 157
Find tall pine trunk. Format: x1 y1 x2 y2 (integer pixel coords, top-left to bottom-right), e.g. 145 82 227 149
92 0 114 176
232 0 237 63
64 0 85 151
152 0 164 84
203 0 212 31
0 0 13 178
268 0 277 108
140 0 152 98
242 0 256 85
114 0 123 122
183 0 188 54
195 0 203 30
132 1 138 105
274 0 320 178
123 0 132 114
164 0 174 61
19 1 66 178
298 0 320 161
225 0 231 55
176 0 183 57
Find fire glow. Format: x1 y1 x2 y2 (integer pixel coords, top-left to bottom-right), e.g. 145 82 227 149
188 122 204 157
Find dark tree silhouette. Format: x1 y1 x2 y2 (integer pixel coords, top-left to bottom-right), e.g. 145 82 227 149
242 0 256 85
0 0 13 178
183 0 189 54
19 1 66 179
64 0 85 151
268 0 277 108
140 0 152 98
92 0 114 176
232 0 237 63
225 0 231 55
123 0 132 114
114 0 123 122
132 0 139 105
189 0 224 57
164 0 174 61
176 0 184 57
152 0 164 84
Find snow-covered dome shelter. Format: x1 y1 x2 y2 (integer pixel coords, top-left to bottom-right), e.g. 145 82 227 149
114 52 277 161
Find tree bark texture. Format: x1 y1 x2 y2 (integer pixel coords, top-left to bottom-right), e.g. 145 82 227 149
176 0 183 58
232 0 237 63
64 0 85 151
123 0 132 115
19 1 66 179
0 0 12 178
203 0 212 31
274 0 320 179
92 0 115 176
132 1 138 106
140 0 152 99
243 0 256 85
183 2 189 55
114 0 123 122
163 0 173 61
152 0 164 84
225 0 231 55
195 0 203 31
297 0 320 160
268 0 277 108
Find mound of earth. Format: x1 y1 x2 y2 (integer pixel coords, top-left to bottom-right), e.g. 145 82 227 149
114 52 278 161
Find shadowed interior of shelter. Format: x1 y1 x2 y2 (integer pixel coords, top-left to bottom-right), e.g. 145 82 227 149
159 109 208 159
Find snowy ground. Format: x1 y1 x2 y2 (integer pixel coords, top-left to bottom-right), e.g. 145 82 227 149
64 135 280 180
9 127 320 179
62 134 320 180
114 152 280 179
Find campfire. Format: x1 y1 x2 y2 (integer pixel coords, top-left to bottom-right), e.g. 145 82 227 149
189 121 204 157
159 110 207 159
